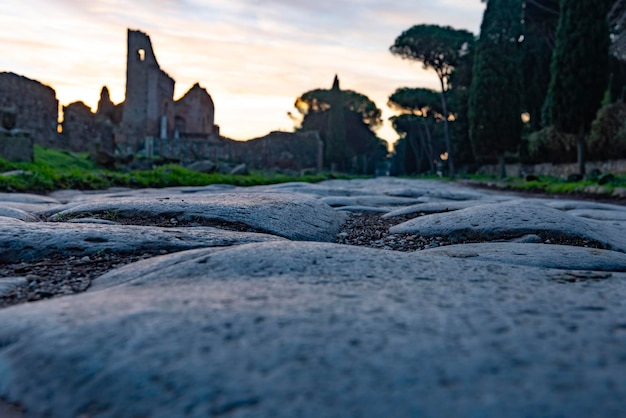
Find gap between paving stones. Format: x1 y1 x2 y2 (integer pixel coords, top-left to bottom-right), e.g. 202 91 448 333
0 212 608 310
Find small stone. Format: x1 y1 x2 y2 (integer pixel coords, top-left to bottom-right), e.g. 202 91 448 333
81 256 90 262
159 250 167 255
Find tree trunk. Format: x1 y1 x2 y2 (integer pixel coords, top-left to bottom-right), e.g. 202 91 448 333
439 77 455 177
420 120 435 173
498 154 507 179
577 125 586 177
407 133 421 174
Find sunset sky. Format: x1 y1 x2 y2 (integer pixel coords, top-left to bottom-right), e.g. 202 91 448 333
0 0 485 145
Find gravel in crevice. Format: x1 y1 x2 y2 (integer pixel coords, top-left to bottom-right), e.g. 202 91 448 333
0 252 158 309
334 213 606 252
0 212 609 310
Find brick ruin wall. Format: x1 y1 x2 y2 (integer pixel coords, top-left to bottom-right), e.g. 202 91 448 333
174 84 216 135
61 101 115 154
122 30 175 140
229 131 323 171
0 72 59 148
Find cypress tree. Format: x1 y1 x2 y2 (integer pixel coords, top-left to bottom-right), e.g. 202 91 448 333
469 0 524 178
548 0 611 176
325 75 348 171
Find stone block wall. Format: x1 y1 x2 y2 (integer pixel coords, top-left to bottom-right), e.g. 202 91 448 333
174 83 216 135
122 30 175 140
229 131 323 171
0 72 59 148
0 130 34 162
61 102 114 153
477 159 626 177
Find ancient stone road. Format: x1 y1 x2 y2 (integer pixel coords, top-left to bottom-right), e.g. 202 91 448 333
1 178 626 417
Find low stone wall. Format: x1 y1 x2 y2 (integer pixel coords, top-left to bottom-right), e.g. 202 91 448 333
0 72 59 148
0 130 33 162
477 159 626 177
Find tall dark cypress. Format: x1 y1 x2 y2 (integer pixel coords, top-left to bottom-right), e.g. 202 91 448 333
548 0 611 175
469 0 524 178
325 75 348 171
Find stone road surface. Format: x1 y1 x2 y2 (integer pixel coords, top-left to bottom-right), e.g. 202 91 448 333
1 178 626 417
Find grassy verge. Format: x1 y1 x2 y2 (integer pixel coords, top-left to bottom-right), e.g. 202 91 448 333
0 147 346 193
460 174 626 198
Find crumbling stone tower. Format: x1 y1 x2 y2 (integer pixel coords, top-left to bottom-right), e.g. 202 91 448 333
122 29 175 142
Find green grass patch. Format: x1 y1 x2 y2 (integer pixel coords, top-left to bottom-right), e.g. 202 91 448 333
0 146 349 193
465 173 626 197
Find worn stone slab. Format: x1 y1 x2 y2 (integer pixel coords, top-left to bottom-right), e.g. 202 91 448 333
1 242 626 417
0 206 39 222
0 216 25 224
566 209 626 221
383 200 497 219
319 178 496 202
390 201 626 252
543 199 626 212
0 193 60 205
420 243 626 271
45 192 344 241
0 223 285 262
321 195 421 208
335 205 391 214
0 277 28 296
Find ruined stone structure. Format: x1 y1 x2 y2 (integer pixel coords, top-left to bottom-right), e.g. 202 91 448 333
0 72 58 148
115 29 219 158
0 108 33 162
121 29 175 142
1 29 321 172
229 131 324 172
96 86 122 124
174 83 217 137
61 101 114 153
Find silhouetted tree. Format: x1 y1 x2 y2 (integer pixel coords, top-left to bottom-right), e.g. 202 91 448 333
390 24 474 176
388 87 443 174
548 0 611 175
522 0 560 130
292 78 386 173
469 0 524 178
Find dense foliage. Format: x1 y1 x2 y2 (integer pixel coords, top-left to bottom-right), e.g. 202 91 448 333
388 88 444 174
548 0 611 174
469 0 524 176
389 0 626 177
293 78 387 174
390 24 475 176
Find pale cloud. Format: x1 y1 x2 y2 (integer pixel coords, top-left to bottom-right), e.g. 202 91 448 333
0 0 485 143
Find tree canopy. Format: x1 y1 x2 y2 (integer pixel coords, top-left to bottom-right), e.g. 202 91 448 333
390 24 475 176
294 88 382 129
292 78 387 173
548 0 611 174
388 87 443 119
390 25 474 89
388 87 445 174
469 0 524 174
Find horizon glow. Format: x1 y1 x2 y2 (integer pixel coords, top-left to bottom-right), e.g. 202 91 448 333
0 0 485 145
